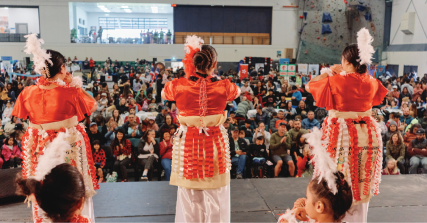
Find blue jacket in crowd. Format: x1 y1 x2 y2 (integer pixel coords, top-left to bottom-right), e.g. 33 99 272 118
301 117 320 130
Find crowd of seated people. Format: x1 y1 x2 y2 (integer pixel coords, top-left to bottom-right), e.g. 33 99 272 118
1 58 426 181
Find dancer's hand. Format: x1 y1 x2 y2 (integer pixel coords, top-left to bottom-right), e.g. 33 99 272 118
294 207 309 221
293 198 306 208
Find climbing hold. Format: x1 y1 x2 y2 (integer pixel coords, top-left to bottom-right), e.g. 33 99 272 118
322 12 333 23
300 15 304 19
321 24 332 34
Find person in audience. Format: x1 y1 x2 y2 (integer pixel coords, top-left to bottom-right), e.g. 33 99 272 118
288 119 308 146
255 105 268 124
413 82 423 102
401 79 414 95
124 108 141 124
295 145 314 178
399 87 412 106
270 110 287 133
92 140 106 183
235 96 251 118
122 114 143 139
407 128 427 174
386 132 405 173
112 129 132 182
159 131 173 181
105 120 117 146
382 158 400 175
146 116 159 131
129 98 142 113
240 119 255 138
270 123 293 177
301 111 320 131
229 126 249 179
399 107 413 131
376 115 387 135
110 83 120 103
137 129 159 180
148 98 158 112
283 101 297 120
116 98 129 115
4 116 27 137
16 163 92 222
2 100 13 124
112 109 124 127
155 107 168 127
249 136 269 178
241 81 253 96
264 89 277 108
404 123 420 147
1 136 21 168
252 122 271 150
239 130 250 145
296 101 309 116
94 115 106 135
417 111 427 129
87 122 106 146
159 114 177 135
291 85 302 107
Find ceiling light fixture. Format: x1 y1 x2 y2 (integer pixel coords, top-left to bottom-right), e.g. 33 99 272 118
121 6 129 8
151 6 158 13
124 9 132 13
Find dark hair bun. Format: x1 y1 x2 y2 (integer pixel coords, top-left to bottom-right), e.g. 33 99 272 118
45 50 66 78
193 45 217 72
310 171 353 222
15 163 85 222
342 44 368 74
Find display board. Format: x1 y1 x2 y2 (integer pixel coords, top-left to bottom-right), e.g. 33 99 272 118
279 64 296 77
298 64 308 75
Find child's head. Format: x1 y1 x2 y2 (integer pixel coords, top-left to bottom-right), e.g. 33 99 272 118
306 172 352 222
151 98 156 103
387 159 397 170
6 100 11 108
245 119 251 128
255 136 265 145
15 163 85 222
391 100 397 107
92 140 101 151
6 137 16 146
239 130 245 138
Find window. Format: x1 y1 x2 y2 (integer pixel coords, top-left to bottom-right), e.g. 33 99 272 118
0 6 40 42
98 17 168 30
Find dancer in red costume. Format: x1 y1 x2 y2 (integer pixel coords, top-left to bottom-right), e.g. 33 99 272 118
12 34 98 222
300 28 388 223
162 35 240 223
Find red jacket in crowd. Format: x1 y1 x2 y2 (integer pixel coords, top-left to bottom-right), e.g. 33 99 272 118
159 139 173 160
89 59 95 68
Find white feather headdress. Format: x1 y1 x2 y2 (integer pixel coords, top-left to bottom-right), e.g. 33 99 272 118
23 33 52 76
356 27 375 65
31 132 71 181
184 35 204 54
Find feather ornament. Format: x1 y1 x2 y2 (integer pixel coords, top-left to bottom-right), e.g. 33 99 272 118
31 132 71 181
304 127 338 194
23 33 52 76
356 28 375 65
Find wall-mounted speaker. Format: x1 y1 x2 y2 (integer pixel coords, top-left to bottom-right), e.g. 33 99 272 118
401 12 415 34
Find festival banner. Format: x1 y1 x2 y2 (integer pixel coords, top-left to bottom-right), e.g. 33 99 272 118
308 64 320 77
376 65 385 78
298 64 308 75
240 64 248 80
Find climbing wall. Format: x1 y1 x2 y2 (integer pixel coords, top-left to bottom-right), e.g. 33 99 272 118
297 0 385 64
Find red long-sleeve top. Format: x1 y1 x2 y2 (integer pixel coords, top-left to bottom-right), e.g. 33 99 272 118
89 59 95 68
113 139 132 160
159 140 173 160
92 149 106 167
